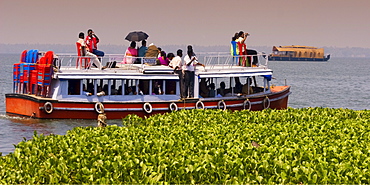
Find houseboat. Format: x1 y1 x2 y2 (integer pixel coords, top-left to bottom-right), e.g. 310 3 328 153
268 45 330 61
6 50 291 119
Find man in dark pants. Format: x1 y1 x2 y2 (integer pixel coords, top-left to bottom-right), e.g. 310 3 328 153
183 45 205 98
169 49 185 99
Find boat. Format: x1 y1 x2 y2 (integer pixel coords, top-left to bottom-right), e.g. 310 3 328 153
6 50 291 119
268 45 330 61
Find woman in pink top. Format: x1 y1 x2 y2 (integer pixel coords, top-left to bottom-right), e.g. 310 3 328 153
122 41 138 64
156 51 169 65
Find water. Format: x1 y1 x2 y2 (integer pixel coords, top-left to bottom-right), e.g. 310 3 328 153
0 54 369 155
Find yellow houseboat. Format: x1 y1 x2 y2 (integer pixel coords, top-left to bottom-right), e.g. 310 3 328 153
268 45 330 61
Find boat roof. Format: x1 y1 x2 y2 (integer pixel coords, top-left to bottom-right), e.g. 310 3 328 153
272 45 324 52
54 54 273 80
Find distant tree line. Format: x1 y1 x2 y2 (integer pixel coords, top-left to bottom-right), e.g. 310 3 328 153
1 44 370 57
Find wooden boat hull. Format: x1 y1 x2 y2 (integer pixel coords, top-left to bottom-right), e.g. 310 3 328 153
268 55 330 61
6 86 291 119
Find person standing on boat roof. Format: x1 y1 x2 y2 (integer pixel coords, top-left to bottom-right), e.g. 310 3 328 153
77 32 103 70
184 45 205 98
169 49 185 99
85 29 105 57
237 31 249 66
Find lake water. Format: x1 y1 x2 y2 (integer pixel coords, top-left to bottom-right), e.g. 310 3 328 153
0 53 369 155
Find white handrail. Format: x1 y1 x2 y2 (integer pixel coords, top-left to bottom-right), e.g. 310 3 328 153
54 53 268 71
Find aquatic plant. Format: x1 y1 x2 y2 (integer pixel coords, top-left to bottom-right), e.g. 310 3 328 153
0 108 369 183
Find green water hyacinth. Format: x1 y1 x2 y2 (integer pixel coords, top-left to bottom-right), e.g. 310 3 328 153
0 108 369 183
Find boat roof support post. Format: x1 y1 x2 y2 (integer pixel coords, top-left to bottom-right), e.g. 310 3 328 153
247 77 251 95
94 79 98 95
149 79 153 95
176 81 180 96
108 80 112 95
79 80 83 95
162 79 166 95
194 75 199 98
121 80 125 95
231 77 235 96
135 80 139 95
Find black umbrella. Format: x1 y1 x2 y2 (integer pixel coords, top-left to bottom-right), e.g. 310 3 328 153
125 31 149 42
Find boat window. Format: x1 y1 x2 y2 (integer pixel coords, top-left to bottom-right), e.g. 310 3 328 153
139 80 150 95
82 79 94 95
77 78 180 96
152 80 163 95
68 79 81 95
165 80 177 95
113 80 123 95
216 79 233 97
197 78 216 98
94 79 108 95
124 79 139 95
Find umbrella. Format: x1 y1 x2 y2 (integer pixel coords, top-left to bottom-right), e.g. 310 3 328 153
125 31 149 42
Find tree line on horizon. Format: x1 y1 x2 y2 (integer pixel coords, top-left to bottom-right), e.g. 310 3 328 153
1 43 370 58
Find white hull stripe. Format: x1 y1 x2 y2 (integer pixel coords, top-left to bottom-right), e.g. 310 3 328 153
39 92 291 112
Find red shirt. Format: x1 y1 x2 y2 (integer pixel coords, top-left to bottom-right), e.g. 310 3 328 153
85 36 99 51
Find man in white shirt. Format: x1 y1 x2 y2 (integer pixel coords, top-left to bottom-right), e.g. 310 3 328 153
169 49 185 99
77 32 102 70
183 45 205 98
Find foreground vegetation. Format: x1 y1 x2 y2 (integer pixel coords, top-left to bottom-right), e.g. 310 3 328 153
0 108 369 183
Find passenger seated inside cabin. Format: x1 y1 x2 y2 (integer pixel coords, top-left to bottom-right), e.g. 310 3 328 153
208 83 216 97
118 85 122 95
125 86 133 95
111 86 118 95
137 85 144 95
152 81 163 95
165 79 176 95
97 86 105 96
199 78 209 98
234 77 243 93
139 80 149 95
217 81 230 97
103 84 109 95
242 78 254 95
86 83 94 94
83 84 92 96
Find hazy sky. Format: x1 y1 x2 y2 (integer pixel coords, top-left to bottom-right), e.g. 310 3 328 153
1 0 369 48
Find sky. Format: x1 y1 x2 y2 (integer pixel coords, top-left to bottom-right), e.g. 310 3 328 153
1 0 370 48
